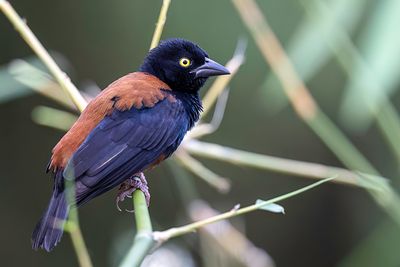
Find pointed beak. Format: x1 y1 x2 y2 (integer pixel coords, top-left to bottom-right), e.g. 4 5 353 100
191 58 230 79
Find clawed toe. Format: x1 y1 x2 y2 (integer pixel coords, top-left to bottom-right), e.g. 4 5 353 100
115 173 151 212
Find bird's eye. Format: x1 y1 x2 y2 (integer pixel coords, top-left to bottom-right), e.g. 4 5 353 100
179 57 191 68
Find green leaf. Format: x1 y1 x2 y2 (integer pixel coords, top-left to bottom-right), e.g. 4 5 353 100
0 58 45 103
254 176 336 214
0 53 70 104
255 200 285 214
31 105 77 131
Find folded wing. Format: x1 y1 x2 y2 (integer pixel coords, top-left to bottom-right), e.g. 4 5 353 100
64 98 188 206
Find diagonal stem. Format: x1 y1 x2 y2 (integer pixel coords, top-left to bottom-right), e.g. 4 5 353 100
149 0 171 50
0 1 91 266
122 0 173 265
0 0 87 111
120 190 154 267
174 151 231 193
154 176 335 242
201 38 246 117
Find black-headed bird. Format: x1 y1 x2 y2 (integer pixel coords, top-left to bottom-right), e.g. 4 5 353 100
32 38 230 251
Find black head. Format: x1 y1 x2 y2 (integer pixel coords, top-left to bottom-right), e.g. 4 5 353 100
139 38 230 92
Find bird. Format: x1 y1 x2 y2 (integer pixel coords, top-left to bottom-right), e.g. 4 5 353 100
32 38 230 251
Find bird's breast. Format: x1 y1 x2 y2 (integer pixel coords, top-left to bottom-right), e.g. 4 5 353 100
172 91 203 130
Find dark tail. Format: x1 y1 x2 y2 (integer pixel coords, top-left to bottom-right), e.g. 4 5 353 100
32 189 69 251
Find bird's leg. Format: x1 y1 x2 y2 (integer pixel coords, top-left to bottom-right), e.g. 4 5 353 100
116 172 150 212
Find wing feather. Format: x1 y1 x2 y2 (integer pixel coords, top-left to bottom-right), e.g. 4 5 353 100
63 97 188 205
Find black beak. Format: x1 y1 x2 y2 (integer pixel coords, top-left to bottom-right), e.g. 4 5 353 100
191 58 230 79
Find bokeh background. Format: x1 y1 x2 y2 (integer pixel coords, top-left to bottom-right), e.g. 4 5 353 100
1 0 400 266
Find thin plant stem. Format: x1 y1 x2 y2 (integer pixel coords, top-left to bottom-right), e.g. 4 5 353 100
153 176 335 242
149 0 171 50
201 39 246 117
122 1 173 265
307 112 377 174
0 0 87 112
188 87 230 139
62 165 92 267
183 140 384 189
0 1 92 265
68 225 92 267
64 179 92 267
120 191 155 267
174 151 231 193
375 104 400 165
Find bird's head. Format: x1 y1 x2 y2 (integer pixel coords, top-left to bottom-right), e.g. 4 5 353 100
140 38 230 92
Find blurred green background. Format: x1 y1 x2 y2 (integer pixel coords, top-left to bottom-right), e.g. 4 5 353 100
1 0 400 266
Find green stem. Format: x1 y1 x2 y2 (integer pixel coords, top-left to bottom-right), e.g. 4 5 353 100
119 191 154 267
0 1 94 265
0 0 87 112
375 104 400 164
64 172 93 267
307 112 378 175
183 140 366 187
201 39 246 117
68 222 93 267
149 0 171 50
133 190 153 232
174 151 231 193
120 1 174 265
154 176 335 241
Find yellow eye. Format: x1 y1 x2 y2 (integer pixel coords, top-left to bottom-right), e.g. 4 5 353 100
179 57 191 67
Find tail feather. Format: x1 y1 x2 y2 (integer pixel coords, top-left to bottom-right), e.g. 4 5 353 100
32 190 69 251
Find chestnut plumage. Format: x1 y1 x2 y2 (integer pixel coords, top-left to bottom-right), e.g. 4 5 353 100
32 38 230 251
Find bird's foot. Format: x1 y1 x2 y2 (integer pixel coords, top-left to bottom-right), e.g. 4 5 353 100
116 172 150 212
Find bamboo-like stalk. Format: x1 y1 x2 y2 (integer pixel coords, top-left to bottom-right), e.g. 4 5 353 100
174 151 231 193
183 140 364 187
120 191 155 267
0 1 92 266
149 0 171 50
121 0 173 265
153 176 335 242
201 39 246 117
0 0 87 111
64 178 92 267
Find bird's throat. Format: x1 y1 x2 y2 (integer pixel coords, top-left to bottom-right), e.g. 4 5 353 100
172 91 202 129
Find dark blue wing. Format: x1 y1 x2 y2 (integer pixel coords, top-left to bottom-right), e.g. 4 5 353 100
63 98 189 205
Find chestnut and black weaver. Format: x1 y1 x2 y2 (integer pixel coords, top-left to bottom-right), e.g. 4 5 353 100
32 38 230 251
